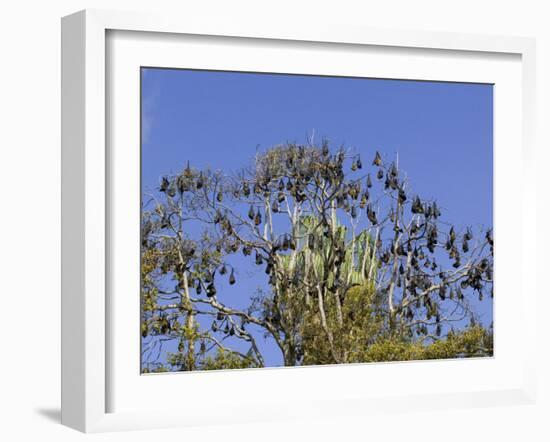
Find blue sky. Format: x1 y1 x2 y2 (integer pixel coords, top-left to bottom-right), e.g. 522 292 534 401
141 68 493 368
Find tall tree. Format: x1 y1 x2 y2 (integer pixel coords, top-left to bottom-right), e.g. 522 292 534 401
141 141 493 372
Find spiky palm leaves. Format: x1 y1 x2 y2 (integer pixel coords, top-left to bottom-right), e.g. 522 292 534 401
278 216 376 288
268 215 379 364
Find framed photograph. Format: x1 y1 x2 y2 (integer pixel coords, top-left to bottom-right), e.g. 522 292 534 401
61 9 537 433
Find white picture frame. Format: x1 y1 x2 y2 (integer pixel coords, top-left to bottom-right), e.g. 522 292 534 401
61 9 537 433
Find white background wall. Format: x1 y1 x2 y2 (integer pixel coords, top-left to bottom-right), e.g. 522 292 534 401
0 1 547 440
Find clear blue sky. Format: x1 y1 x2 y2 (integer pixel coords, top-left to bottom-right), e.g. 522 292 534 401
141 67 493 368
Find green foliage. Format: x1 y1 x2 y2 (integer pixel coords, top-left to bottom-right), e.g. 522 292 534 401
362 326 493 362
200 349 259 371
142 364 170 374
301 284 385 365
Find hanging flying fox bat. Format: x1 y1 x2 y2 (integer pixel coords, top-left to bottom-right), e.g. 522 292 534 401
373 151 382 166
159 176 170 192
